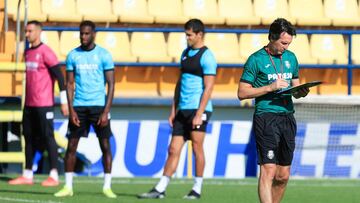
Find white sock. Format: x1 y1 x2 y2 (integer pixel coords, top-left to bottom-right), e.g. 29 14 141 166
23 169 33 179
155 176 170 193
103 173 112 190
192 177 203 194
65 172 73 189
49 169 59 181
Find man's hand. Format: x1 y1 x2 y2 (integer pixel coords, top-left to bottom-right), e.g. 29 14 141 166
192 113 203 130
60 104 69 116
269 79 289 92
168 111 176 128
97 112 109 128
70 109 80 127
293 87 309 99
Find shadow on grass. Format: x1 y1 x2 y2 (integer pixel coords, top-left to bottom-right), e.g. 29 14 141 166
0 176 12 182
77 191 139 198
0 189 51 195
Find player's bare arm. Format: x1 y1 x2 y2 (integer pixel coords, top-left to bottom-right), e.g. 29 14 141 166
169 78 181 128
192 75 215 129
238 79 288 100
66 71 80 127
97 70 115 127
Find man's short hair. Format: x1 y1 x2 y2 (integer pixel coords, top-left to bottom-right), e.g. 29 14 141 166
27 20 42 29
184 19 205 34
268 18 296 41
79 20 96 31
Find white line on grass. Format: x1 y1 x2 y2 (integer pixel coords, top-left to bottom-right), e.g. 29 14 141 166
0 197 62 203
65 178 360 187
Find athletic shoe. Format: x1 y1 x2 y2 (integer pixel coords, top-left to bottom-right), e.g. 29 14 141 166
137 188 165 199
183 190 201 199
54 186 73 197
103 188 117 198
8 176 33 185
41 177 59 187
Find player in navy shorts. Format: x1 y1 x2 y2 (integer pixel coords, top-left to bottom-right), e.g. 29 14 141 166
54 21 116 198
138 19 217 200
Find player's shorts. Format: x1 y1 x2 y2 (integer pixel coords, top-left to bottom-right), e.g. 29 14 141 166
253 112 296 166
172 110 211 140
67 106 112 139
22 106 54 150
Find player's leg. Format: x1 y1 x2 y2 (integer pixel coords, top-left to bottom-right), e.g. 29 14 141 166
183 130 205 199
138 136 186 199
64 137 80 182
93 108 113 174
98 137 117 198
98 137 112 173
93 107 116 198
23 107 34 172
54 137 80 197
272 165 290 203
8 107 34 185
38 107 59 186
162 136 186 177
158 135 186 188
138 111 186 199
155 111 187 193
259 163 277 203
253 113 280 203
191 132 206 177
272 113 296 203
55 107 86 197
184 111 210 199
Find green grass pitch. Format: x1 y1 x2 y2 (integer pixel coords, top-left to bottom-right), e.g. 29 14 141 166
0 175 359 203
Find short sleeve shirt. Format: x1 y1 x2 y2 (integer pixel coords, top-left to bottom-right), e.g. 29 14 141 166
25 43 59 107
66 45 114 107
178 48 217 112
241 48 299 114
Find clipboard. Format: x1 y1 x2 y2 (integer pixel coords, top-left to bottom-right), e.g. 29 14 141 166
276 81 322 94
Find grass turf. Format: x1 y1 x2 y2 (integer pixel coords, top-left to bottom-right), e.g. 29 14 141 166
0 175 359 203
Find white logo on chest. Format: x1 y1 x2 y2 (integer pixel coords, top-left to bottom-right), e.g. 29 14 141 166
268 73 293 80
26 62 39 70
285 61 291 69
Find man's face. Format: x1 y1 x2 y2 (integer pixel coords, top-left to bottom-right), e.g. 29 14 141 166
185 28 203 48
80 25 95 47
270 32 293 55
25 24 41 44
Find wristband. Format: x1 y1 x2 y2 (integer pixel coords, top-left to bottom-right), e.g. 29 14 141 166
60 91 68 104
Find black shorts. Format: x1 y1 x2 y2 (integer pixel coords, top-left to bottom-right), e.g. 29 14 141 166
172 110 211 140
22 106 54 150
253 112 296 166
67 106 112 139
